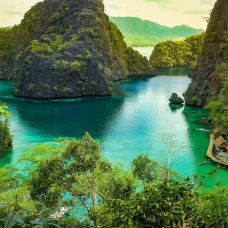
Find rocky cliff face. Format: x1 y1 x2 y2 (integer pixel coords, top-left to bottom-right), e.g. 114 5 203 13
184 0 228 107
1 0 154 98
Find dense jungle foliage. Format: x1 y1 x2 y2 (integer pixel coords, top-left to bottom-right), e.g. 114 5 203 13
206 83 228 135
149 33 205 68
0 133 227 227
200 32 228 135
0 103 12 155
0 0 227 225
0 28 12 61
0 28 14 80
204 32 228 134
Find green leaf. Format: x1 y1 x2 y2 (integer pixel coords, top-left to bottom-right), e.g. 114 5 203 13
4 213 24 228
14 203 23 212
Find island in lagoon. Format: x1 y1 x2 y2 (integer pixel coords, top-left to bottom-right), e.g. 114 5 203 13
0 0 227 227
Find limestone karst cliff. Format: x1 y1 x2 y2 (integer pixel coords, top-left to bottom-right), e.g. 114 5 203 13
184 0 228 107
0 0 154 98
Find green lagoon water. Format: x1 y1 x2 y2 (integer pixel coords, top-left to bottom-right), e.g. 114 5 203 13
0 69 227 188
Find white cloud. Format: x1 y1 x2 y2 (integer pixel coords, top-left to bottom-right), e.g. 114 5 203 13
0 0 40 27
200 0 215 6
0 0 216 29
104 0 216 29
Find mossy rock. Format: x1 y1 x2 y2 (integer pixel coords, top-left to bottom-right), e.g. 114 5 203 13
169 93 184 104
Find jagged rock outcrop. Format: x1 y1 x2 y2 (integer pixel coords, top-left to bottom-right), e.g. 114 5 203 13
169 93 184 104
0 0 154 98
184 0 228 107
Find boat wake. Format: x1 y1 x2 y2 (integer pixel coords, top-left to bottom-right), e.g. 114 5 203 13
196 128 211 132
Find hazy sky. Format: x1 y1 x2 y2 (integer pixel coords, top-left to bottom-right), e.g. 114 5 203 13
0 0 216 28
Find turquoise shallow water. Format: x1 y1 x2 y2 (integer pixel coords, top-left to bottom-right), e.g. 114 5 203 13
0 71 227 188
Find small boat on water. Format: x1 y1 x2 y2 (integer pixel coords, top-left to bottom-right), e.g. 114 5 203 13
206 134 228 167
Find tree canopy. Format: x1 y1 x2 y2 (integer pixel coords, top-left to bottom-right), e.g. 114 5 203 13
149 33 205 68
0 103 12 155
0 133 227 227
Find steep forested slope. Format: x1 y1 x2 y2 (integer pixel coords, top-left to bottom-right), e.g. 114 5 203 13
110 17 203 47
184 0 228 107
149 33 205 68
0 0 154 99
0 28 14 80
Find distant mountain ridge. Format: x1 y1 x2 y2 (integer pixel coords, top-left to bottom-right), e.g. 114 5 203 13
110 17 204 46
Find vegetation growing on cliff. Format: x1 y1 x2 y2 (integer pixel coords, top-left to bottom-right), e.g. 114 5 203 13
0 28 12 61
207 32 228 134
0 28 14 79
187 26 228 134
184 0 228 107
0 103 12 155
149 33 205 68
206 82 228 135
0 133 227 227
0 0 154 99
